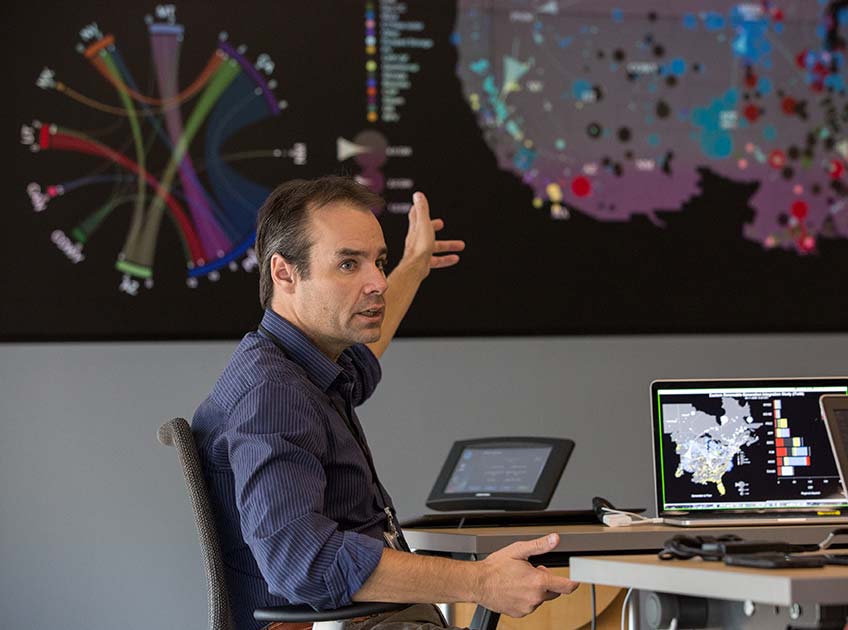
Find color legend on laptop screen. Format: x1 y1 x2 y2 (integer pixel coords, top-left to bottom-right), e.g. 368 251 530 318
654 382 848 512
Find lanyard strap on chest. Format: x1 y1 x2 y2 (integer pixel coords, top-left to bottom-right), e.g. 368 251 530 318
257 324 408 551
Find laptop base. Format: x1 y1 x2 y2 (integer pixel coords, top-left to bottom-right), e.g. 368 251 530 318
662 515 848 527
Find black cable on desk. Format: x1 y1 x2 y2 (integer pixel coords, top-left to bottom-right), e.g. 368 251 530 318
590 584 596 630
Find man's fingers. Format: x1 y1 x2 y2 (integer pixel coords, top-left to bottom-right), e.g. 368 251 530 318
543 575 580 595
504 534 559 559
412 191 431 220
430 254 460 269
431 218 445 231
433 239 466 253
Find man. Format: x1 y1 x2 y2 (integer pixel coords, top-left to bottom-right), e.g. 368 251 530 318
193 176 578 630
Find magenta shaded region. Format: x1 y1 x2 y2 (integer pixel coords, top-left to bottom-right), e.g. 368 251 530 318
150 30 232 261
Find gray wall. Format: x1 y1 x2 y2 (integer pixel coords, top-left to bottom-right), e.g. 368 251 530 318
1 334 846 629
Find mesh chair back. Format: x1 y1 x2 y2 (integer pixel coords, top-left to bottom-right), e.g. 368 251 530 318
158 417 234 630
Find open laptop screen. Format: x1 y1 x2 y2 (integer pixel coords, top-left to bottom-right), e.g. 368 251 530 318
651 378 848 514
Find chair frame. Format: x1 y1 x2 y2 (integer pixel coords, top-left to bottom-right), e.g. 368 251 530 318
158 417 406 629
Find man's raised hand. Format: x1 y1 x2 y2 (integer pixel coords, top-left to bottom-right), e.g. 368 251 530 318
402 191 465 278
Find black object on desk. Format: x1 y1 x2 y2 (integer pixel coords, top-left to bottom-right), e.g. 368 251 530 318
402 507 646 529
425 437 574 512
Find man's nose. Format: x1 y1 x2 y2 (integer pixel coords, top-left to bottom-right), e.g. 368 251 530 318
366 264 388 294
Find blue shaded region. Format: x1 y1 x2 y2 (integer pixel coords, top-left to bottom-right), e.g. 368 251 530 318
668 58 686 76
188 231 255 277
730 6 771 66
571 79 592 100
840 7 848 26
683 13 698 30
450 31 460 45
205 73 276 238
763 124 777 142
825 72 846 92
482 75 509 124
691 89 737 159
149 24 184 35
513 146 536 170
703 12 726 31
61 175 134 193
505 119 523 141
558 36 573 48
647 133 660 146
470 58 489 75
774 22 784 34
832 51 846 76
611 8 623 23
757 76 773 95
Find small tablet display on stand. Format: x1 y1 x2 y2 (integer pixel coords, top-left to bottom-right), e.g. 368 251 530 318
426 437 574 512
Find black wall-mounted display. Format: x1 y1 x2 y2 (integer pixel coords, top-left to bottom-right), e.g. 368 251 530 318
5 0 848 340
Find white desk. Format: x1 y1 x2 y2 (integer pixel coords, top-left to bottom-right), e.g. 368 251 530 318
570 554 848 607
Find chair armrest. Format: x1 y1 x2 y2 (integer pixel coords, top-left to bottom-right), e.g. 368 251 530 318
254 601 408 623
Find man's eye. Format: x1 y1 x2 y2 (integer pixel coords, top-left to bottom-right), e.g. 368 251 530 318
376 259 387 272
340 260 356 271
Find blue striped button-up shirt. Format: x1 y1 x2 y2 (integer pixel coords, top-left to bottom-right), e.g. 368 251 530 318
192 309 391 629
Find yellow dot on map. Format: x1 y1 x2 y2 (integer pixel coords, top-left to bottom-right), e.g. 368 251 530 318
367 111 378 122
366 46 376 55
366 60 377 72
546 183 563 203
532 197 543 208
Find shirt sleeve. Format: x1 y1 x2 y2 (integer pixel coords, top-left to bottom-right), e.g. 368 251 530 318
344 344 382 407
226 380 385 609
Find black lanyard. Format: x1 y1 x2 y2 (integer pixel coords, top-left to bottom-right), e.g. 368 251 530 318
257 324 410 552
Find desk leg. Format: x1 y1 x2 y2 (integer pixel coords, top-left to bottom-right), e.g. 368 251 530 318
470 606 501 630
627 591 639 630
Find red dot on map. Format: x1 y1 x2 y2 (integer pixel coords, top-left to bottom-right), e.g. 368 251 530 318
791 200 808 220
571 176 591 197
768 150 786 168
781 97 796 115
743 104 761 122
800 235 815 253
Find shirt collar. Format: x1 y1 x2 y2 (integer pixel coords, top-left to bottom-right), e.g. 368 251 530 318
259 309 344 392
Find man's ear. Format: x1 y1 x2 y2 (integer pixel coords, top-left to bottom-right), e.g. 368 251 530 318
270 253 298 294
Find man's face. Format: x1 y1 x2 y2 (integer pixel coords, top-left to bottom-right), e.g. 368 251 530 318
288 201 388 359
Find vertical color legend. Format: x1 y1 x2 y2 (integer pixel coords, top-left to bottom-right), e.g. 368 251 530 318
365 2 378 122
773 399 812 476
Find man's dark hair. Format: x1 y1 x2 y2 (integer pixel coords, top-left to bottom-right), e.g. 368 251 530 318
255 175 385 308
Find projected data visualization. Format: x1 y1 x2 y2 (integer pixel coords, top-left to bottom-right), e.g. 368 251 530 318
7 0 848 339
20 5 300 296
658 386 848 510
456 0 848 254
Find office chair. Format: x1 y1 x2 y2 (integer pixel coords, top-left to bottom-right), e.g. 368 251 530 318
157 417 406 630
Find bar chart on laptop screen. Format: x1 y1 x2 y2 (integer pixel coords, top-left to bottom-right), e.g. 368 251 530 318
658 385 848 511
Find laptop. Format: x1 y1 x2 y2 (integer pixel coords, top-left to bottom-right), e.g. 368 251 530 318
650 377 848 527
821 395 848 502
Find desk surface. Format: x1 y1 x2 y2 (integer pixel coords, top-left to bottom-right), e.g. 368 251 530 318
404 523 844 555
569 554 848 606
